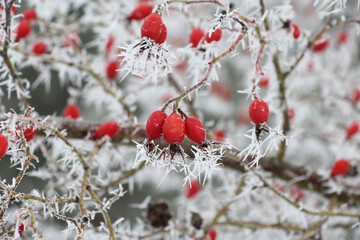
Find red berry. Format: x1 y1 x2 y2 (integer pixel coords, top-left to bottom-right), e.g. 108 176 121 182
288 108 295 120
23 9 37 20
93 121 120 139
258 76 269 88
32 41 47 55
205 28 222 43
331 159 350 177
189 28 204 48
312 38 329 52
0 133 8 159
141 13 167 44
16 21 32 41
206 229 217 240
350 88 360 103
346 122 359 139
105 35 115 55
146 111 167 140
291 23 300 39
11 6 17 15
186 180 201 199
156 24 167 45
129 3 153 20
249 99 269 124
22 125 36 142
213 129 226 142
106 60 119 80
18 223 25 236
337 30 348 44
185 117 205 144
162 113 185 144
63 104 81 119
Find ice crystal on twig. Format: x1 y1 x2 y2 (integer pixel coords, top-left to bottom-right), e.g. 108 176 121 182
239 124 288 168
119 38 175 84
189 143 224 184
134 139 226 185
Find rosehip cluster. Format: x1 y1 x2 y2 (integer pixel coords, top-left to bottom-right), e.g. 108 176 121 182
146 110 206 146
189 27 222 48
146 111 205 144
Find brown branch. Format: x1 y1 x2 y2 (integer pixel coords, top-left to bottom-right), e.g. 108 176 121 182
255 172 360 218
216 220 305 232
1 0 29 110
3 114 359 205
257 0 289 163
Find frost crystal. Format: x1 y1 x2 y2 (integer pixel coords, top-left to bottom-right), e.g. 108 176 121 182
119 38 176 83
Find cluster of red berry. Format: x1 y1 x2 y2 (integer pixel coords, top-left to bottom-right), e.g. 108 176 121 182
103 3 157 81
189 27 222 48
146 111 205 145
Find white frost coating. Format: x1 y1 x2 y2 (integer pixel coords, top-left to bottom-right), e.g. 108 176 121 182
119 38 176 84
